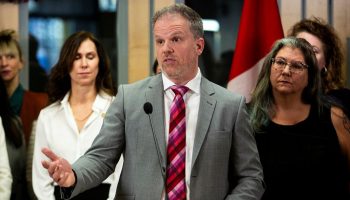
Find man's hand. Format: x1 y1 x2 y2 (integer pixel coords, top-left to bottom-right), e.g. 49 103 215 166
41 147 76 187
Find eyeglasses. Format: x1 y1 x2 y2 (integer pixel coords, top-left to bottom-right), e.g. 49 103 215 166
271 58 308 73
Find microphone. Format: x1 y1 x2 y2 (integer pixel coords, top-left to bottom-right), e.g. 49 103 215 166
143 102 153 114
143 102 165 178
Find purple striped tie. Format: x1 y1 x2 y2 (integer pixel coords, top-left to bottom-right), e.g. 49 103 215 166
166 85 189 200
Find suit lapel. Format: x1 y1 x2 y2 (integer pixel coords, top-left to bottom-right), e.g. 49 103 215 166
191 78 216 168
145 75 167 173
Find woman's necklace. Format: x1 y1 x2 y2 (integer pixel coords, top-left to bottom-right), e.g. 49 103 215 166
74 110 93 121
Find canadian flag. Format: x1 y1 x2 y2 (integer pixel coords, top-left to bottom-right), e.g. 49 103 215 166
227 0 284 102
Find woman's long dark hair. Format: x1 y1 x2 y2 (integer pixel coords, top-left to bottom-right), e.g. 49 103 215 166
0 79 23 147
249 37 321 133
47 31 116 104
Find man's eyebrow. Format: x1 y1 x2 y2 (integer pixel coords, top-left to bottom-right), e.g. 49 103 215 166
155 30 184 37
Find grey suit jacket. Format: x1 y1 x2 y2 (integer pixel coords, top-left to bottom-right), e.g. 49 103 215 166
70 74 265 200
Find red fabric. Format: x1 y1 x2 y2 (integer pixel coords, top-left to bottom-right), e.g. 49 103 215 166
20 91 48 145
228 0 284 81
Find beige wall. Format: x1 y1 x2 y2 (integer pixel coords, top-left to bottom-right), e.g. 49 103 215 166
0 3 19 31
128 1 150 83
127 0 174 83
280 0 350 84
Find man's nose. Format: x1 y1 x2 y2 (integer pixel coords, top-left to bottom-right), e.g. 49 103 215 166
162 41 174 53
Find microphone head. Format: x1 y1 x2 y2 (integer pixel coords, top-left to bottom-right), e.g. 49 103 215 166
143 102 153 114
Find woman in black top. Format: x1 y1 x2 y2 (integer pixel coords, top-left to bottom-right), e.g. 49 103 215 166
249 37 350 200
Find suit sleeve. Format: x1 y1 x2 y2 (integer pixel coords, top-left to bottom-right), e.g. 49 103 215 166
226 96 265 200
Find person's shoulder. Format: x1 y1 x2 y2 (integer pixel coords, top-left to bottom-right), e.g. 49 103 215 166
24 90 47 96
98 90 114 101
328 87 350 97
38 101 60 118
96 91 115 108
327 88 350 115
120 75 159 90
203 78 245 102
24 90 48 103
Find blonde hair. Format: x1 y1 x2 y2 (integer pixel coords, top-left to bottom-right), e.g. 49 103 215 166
0 29 23 61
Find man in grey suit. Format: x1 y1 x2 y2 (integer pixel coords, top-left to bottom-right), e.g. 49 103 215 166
41 3 265 200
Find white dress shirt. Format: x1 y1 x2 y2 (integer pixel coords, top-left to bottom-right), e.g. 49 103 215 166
32 91 123 200
161 70 201 200
0 117 12 200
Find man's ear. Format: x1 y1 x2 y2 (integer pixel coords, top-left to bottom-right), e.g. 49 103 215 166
196 37 205 55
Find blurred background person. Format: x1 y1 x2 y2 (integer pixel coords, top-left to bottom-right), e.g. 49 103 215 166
0 77 29 200
152 59 161 74
0 29 48 146
249 37 350 199
29 34 48 93
288 17 350 118
0 29 47 200
215 50 234 87
32 31 122 200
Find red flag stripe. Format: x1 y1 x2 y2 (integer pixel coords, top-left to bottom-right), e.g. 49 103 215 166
228 0 284 101
229 0 283 79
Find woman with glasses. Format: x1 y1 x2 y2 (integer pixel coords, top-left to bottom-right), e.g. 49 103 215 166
249 37 350 199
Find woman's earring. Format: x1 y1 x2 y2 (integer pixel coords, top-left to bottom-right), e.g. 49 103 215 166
321 66 328 76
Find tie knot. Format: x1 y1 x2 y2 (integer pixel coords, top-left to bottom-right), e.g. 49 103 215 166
171 85 189 97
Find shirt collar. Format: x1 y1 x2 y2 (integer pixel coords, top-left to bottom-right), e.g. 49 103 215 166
60 91 113 113
162 69 201 94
